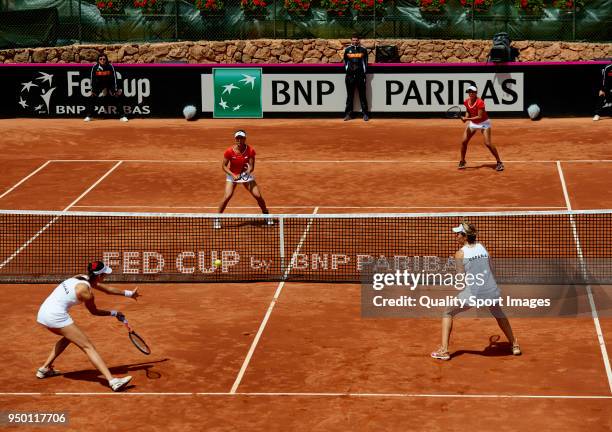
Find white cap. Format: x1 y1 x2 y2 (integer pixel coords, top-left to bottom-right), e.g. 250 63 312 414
452 225 466 233
466 85 478 93
234 130 247 138
90 260 112 275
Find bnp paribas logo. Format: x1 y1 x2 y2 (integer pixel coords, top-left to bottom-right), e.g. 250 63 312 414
213 68 262 118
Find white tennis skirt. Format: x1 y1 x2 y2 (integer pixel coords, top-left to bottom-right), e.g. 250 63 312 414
468 119 491 130
37 308 74 329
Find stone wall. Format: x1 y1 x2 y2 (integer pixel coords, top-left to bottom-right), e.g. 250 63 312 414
1 39 610 64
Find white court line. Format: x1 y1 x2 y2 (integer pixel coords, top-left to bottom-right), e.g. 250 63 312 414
1 392 611 399
230 207 319 394
70 205 568 210
47 159 612 164
556 161 612 394
0 162 123 272
0 160 51 200
62 161 123 210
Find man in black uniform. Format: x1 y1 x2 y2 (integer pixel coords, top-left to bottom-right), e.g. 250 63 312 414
593 60 612 121
343 34 369 122
85 53 128 122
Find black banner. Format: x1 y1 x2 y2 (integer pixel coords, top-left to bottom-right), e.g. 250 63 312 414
1 62 607 118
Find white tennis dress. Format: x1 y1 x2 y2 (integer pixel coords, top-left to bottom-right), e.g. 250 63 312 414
468 119 491 130
37 277 88 328
457 243 501 301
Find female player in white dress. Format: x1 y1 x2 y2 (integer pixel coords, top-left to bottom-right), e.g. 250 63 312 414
431 222 521 360
36 261 139 391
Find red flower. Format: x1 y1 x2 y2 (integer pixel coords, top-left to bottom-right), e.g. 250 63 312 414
97 1 105 7
520 0 527 7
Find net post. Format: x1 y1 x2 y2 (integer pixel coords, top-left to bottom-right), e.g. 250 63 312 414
279 216 285 278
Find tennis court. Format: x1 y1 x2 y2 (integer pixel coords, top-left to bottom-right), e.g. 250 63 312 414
1 117 611 431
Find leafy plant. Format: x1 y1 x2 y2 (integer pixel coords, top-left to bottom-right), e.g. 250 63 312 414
460 0 493 11
551 0 584 10
351 0 385 14
515 0 545 13
97 0 123 15
321 0 350 14
133 0 164 14
284 0 311 14
240 0 268 13
194 0 224 12
418 0 446 12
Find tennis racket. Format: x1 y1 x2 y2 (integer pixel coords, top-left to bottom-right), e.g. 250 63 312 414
121 318 151 355
234 163 253 183
446 105 464 119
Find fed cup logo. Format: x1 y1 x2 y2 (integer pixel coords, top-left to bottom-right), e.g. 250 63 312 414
17 71 56 115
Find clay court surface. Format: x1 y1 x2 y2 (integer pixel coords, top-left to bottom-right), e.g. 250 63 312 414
1 117 611 431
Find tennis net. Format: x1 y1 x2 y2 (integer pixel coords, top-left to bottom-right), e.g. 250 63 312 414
0 209 610 284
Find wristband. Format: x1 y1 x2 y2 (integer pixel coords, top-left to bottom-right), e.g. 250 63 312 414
124 290 134 298
110 310 117 317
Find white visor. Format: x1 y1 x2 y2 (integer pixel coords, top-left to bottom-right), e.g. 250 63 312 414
466 85 478 93
93 264 112 275
234 131 246 138
452 225 466 233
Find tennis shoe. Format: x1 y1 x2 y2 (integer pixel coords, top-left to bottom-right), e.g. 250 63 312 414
458 161 466 170
213 218 221 229
84 117 92 122
36 366 61 379
343 114 351 121
110 376 132 392
512 344 522 356
430 348 450 361
363 114 369 122
496 162 505 172
119 116 129 122
593 115 600 121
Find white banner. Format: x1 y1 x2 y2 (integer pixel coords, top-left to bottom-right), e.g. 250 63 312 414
202 72 523 113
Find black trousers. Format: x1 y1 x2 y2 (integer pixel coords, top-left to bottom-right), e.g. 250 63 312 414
345 74 368 115
595 91 611 116
86 89 124 118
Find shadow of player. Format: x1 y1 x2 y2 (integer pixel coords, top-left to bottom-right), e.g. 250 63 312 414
450 335 513 359
464 163 498 171
61 358 169 389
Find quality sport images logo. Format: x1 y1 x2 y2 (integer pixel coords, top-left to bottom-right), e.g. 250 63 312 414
16 69 152 116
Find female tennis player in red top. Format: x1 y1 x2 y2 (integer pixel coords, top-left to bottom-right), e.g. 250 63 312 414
214 130 271 228
459 86 504 172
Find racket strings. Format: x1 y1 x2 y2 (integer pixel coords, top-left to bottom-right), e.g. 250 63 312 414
446 106 463 119
129 332 151 355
